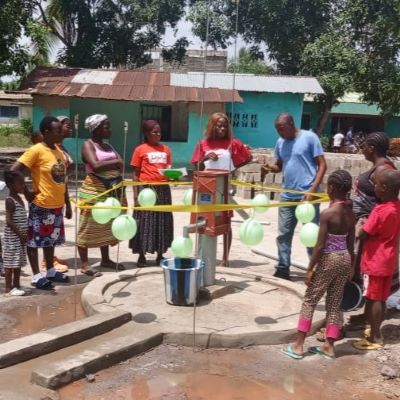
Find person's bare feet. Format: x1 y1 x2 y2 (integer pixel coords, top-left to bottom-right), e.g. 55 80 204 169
218 260 229 267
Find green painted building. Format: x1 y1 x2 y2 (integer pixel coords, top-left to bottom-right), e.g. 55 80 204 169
23 68 324 167
302 93 400 138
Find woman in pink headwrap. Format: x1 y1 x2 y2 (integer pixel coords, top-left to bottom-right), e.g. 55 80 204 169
77 114 126 276
129 120 173 267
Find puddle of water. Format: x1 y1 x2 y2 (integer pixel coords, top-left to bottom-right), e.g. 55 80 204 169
59 371 318 400
58 346 387 400
0 287 85 343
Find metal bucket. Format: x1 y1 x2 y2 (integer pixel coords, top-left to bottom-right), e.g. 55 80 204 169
160 258 205 306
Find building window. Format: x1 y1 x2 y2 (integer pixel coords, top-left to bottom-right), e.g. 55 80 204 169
141 103 188 142
227 112 258 129
301 113 311 130
250 113 258 128
0 106 18 119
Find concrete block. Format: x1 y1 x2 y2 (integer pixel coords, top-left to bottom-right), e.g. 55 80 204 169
237 162 260 173
0 310 131 368
263 174 274 184
274 174 282 184
31 332 163 389
199 283 236 300
242 190 252 199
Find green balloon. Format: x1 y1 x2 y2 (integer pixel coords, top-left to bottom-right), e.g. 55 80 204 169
112 215 137 241
300 222 319 247
239 218 264 246
92 201 113 224
183 189 193 206
171 236 193 258
104 197 121 219
138 188 157 207
295 203 315 223
252 193 270 213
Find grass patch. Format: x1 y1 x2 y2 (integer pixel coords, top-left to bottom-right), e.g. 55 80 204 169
0 133 31 148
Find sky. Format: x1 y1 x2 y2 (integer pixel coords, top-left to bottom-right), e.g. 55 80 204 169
162 18 246 59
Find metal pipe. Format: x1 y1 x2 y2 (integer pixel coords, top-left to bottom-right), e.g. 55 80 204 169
183 218 207 238
251 248 307 271
231 218 271 226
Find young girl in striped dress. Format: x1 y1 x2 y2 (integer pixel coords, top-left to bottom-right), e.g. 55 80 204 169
3 170 28 296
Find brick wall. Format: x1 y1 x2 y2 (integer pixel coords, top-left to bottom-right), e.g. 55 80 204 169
235 149 400 199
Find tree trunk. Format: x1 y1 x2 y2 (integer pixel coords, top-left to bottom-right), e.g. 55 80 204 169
316 107 331 135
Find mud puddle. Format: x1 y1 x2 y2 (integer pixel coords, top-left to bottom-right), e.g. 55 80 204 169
0 286 85 343
59 344 388 400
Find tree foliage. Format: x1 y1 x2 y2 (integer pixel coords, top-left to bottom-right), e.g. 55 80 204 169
188 0 233 49
190 0 400 129
301 33 365 131
36 0 188 68
228 48 272 75
341 0 400 117
0 0 33 77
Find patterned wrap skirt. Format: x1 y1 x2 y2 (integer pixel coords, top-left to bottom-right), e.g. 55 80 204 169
27 203 65 248
77 173 126 248
129 185 173 255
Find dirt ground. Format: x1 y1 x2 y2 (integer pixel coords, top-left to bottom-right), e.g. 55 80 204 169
58 332 400 400
0 184 400 399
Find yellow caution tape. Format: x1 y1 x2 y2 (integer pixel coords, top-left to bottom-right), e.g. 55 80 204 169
72 179 329 212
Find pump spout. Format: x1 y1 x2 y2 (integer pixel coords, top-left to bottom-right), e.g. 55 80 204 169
183 218 206 238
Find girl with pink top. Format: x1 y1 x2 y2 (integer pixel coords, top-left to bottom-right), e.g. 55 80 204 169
283 170 355 360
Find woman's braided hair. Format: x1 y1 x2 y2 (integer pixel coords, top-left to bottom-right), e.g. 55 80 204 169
327 169 352 194
365 131 390 156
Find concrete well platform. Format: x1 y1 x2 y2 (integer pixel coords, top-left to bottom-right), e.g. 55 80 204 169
82 266 325 348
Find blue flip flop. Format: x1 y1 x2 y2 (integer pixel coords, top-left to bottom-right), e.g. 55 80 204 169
281 345 304 360
308 346 335 360
35 277 54 290
48 271 69 283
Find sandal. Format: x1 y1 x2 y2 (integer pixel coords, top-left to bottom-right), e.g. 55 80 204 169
48 271 69 283
137 260 148 268
353 338 383 350
34 277 54 290
308 346 335 360
281 345 304 360
99 261 125 271
80 268 102 277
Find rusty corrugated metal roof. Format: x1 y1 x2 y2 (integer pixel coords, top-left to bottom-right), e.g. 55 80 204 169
19 67 242 103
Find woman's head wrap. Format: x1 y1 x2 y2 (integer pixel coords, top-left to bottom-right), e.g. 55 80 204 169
57 115 69 123
85 114 108 132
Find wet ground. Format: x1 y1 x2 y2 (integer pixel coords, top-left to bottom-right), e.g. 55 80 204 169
0 285 85 343
58 343 394 400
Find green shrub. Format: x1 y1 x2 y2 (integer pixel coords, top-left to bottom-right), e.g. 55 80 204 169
0 118 33 138
0 125 24 137
0 133 30 147
20 118 33 136
320 134 331 152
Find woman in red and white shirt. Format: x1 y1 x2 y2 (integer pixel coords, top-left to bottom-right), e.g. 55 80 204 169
129 120 173 267
192 112 252 266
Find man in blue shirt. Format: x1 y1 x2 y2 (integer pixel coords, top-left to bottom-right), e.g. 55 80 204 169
262 113 327 280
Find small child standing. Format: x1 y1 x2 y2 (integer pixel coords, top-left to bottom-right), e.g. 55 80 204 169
283 170 355 360
3 170 28 296
353 169 400 350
